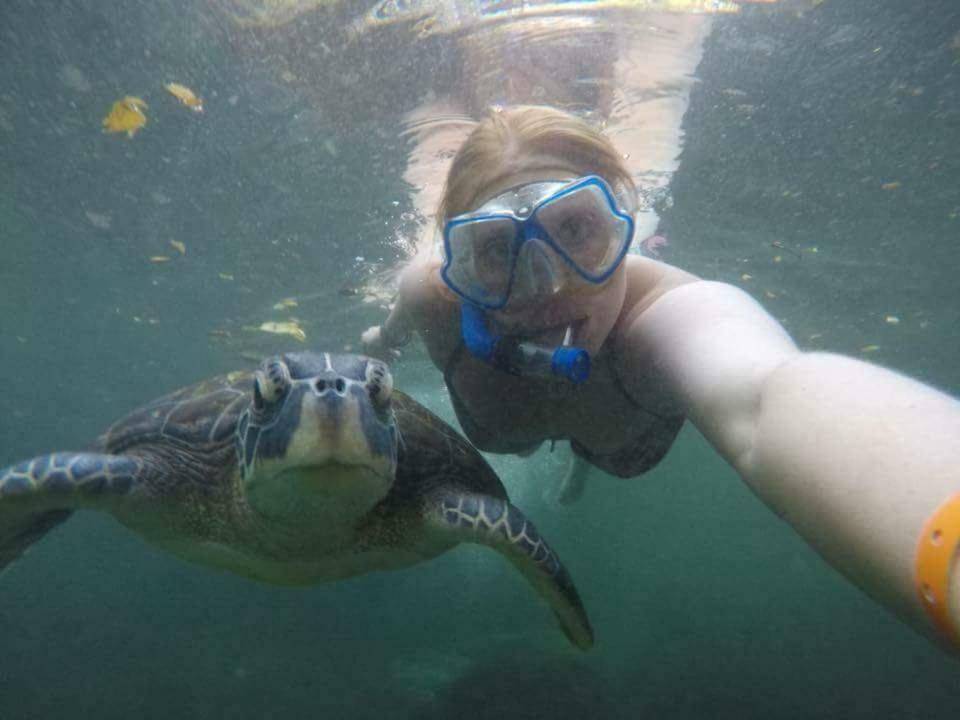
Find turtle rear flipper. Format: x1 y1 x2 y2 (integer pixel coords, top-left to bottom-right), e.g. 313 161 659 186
426 490 594 651
0 453 142 573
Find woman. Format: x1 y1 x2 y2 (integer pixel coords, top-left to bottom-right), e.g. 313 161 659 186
376 105 698 500
363 105 960 654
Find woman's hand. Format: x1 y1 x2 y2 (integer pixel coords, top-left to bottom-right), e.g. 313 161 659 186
361 325 402 361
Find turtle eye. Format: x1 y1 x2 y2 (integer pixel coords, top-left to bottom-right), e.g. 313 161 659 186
254 358 290 408
365 360 393 406
253 376 266 410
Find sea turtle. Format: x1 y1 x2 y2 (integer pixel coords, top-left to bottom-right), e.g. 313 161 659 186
0 351 592 649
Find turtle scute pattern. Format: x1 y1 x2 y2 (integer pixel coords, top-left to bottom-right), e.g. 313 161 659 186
438 493 562 577
95 372 252 455
0 453 141 500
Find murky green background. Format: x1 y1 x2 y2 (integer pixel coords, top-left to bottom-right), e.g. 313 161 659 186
1 0 958 717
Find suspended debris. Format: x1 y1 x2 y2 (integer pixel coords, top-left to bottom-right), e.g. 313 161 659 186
257 321 307 342
102 96 147 137
165 82 203 112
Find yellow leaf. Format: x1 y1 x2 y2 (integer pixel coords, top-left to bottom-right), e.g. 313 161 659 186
169 240 186 255
258 321 306 342
102 96 147 137
165 82 203 112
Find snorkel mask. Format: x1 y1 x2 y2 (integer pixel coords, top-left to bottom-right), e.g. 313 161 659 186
441 175 635 384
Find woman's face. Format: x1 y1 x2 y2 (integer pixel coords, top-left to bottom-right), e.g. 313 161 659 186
469 166 630 356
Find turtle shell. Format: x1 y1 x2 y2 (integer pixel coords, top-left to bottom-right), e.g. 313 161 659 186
93 370 252 455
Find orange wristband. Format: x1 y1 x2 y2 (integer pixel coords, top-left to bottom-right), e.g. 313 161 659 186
914 492 960 648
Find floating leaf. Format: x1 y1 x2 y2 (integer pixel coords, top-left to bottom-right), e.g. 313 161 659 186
170 240 186 255
258 321 306 342
102 96 147 137
149 255 171 264
165 82 203 112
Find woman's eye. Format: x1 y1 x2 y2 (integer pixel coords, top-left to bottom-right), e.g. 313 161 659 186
482 241 508 259
557 216 588 245
477 241 510 267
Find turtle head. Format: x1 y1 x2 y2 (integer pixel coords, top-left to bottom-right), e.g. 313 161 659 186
236 352 397 529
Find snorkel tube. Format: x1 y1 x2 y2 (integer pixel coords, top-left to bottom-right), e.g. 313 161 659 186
460 303 590 384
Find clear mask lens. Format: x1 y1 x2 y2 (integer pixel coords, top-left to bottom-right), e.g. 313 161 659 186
445 215 516 304
535 183 630 277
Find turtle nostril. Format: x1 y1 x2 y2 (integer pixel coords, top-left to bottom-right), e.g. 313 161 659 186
315 377 348 395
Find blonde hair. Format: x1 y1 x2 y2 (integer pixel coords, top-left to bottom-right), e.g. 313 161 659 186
395 105 636 302
437 105 636 224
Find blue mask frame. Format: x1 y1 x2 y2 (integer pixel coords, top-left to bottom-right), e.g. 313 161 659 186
441 175 636 310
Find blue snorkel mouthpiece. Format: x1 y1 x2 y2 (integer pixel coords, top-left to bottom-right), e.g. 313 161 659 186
460 303 590 384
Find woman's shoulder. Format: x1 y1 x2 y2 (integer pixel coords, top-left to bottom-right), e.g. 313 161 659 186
399 257 458 316
398 257 462 366
617 255 700 331
605 256 700 417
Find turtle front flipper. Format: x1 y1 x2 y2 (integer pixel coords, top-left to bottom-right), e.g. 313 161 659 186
0 453 142 573
425 490 594 650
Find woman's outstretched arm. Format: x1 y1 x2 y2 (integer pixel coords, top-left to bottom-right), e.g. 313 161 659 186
624 279 960 654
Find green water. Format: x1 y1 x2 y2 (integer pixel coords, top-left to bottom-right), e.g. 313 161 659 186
1 0 959 717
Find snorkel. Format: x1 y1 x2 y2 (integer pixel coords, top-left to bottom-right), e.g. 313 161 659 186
459 302 591 384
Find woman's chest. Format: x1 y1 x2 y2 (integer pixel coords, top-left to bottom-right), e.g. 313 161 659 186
449 352 659 452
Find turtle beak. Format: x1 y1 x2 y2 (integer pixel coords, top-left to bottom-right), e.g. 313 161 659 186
245 377 397 530
296 373 396 476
